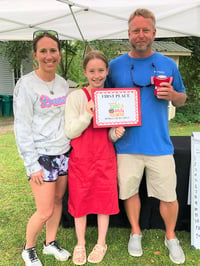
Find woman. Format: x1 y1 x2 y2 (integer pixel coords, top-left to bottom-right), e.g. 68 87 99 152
65 50 125 265
14 30 71 266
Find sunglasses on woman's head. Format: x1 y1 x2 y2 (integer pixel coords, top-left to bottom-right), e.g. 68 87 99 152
33 30 59 40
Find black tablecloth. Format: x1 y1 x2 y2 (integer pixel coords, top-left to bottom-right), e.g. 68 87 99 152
61 136 191 231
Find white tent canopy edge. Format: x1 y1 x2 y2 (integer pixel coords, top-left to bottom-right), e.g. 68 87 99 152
0 0 199 41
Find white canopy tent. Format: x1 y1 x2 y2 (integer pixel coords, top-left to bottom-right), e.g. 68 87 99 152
0 0 199 41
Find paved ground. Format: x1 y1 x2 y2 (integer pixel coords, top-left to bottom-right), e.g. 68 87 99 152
0 117 14 135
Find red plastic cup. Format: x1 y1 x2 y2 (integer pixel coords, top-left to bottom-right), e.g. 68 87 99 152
152 76 172 95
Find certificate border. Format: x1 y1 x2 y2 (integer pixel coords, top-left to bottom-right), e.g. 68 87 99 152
91 88 141 128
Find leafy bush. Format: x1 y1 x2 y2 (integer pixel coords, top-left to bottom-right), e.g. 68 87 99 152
173 103 200 123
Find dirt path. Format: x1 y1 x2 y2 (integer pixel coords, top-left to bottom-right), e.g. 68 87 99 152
0 117 14 135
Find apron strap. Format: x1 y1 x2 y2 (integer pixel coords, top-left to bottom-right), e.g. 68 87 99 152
81 87 91 101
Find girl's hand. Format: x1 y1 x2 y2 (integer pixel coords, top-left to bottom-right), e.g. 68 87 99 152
86 100 94 115
115 126 125 139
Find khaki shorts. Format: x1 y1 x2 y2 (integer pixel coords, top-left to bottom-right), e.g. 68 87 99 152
117 154 177 202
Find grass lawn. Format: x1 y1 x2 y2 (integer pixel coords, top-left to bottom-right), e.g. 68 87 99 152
0 121 200 265
169 121 200 136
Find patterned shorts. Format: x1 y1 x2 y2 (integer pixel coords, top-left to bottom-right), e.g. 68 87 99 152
38 150 70 182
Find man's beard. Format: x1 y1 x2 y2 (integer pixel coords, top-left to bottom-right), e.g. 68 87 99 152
132 42 151 51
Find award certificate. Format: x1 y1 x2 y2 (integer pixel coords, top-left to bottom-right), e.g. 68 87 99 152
91 88 141 128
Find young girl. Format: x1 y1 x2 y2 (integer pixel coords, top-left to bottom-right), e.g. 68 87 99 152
64 50 125 265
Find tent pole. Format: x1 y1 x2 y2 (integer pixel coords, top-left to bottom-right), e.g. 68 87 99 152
57 0 86 43
68 4 86 43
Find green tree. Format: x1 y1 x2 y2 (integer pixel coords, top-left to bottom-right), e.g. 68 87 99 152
0 40 85 83
155 37 200 122
58 40 84 80
157 37 200 104
172 37 200 123
0 41 32 80
175 37 200 103
88 40 121 61
66 40 122 87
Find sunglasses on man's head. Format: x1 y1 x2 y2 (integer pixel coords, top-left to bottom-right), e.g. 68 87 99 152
130 63 157 88
33 30 59 40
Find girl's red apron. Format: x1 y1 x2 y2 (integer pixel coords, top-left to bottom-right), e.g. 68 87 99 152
68 88 119 218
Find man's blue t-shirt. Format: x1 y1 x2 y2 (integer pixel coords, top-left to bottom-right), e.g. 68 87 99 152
105 52 186 155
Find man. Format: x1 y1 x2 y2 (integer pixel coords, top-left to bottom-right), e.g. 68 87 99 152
105 8 186 264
